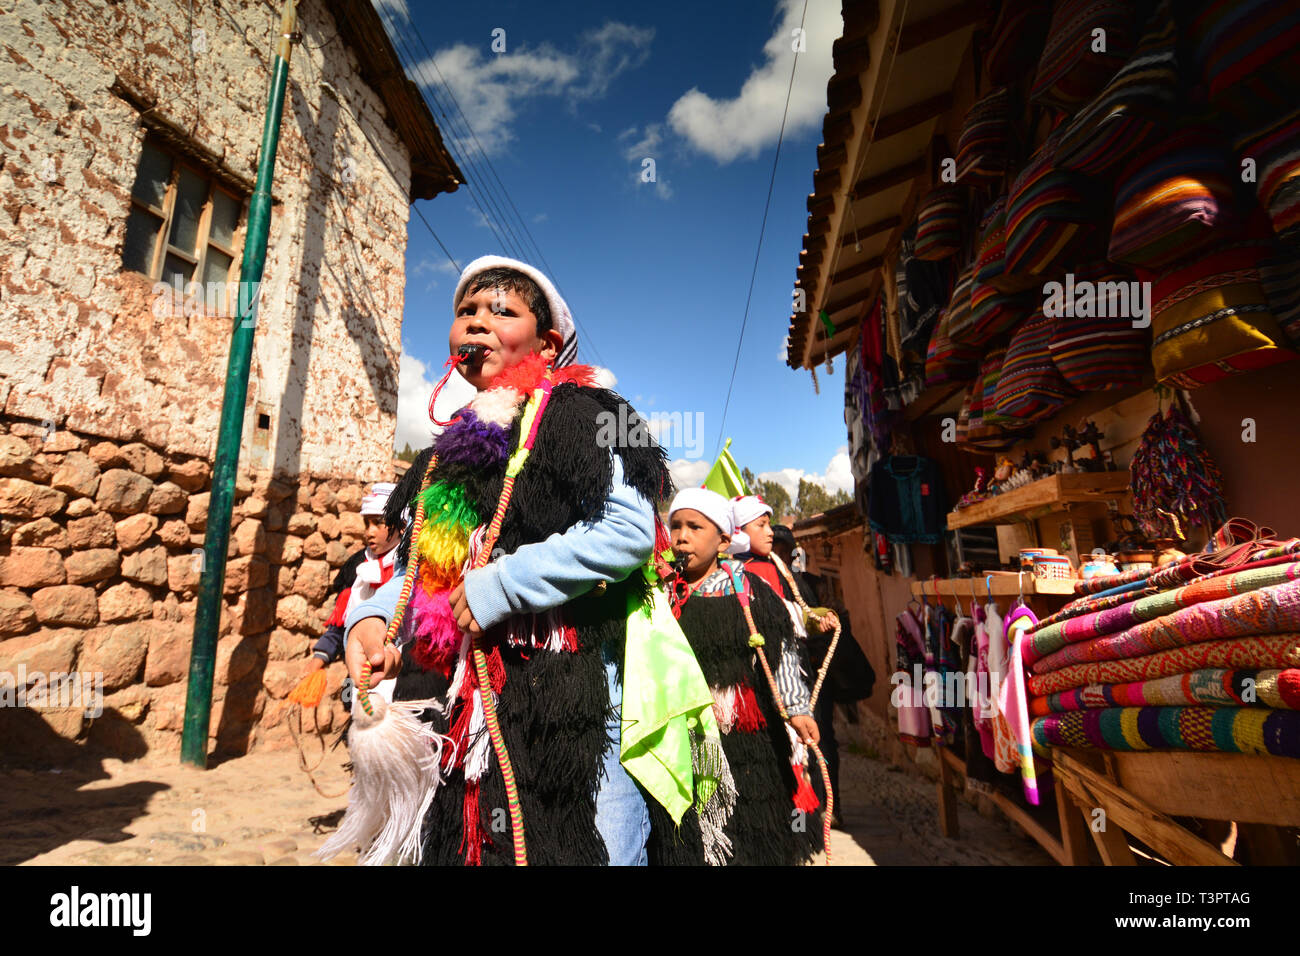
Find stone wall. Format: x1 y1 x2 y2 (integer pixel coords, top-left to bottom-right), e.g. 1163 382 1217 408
0 415 392 758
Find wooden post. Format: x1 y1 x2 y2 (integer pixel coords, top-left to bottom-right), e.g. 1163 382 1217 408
1055 787 1092 866
936 747 959 838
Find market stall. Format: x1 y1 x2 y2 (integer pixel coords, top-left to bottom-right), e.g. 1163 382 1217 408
788 0 1300 865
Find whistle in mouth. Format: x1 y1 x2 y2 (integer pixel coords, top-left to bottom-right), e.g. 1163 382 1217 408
457 343 487 364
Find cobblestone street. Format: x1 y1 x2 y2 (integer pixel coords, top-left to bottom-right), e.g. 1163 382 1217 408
5 714 1052 867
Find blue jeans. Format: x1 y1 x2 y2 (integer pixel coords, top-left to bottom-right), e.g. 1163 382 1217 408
593 656 649 865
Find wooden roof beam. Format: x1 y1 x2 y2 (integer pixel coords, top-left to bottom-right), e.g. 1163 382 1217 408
898 0 987 55
871 92 954 141
852 159 926 198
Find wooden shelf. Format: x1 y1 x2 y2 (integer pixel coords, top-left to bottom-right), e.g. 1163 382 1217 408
910 571 1076 600
946 472 1132 530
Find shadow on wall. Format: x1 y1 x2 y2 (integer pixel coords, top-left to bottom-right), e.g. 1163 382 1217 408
0 707 164 865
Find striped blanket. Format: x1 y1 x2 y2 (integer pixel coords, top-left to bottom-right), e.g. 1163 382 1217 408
1029 667 1300 716
1030 706 1300 759
1027 634 1300 697
1031 579 1300 674
1025 562 1300 665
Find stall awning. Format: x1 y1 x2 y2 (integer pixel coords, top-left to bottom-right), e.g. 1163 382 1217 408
786 0 984 370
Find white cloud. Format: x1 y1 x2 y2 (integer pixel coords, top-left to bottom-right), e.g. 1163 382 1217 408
668 458 710 492
667 0 840 163
388 23 654 157
778 335 789 363
758 445 853 499
412 256 459 291
394 351 477 452
620 124 672 199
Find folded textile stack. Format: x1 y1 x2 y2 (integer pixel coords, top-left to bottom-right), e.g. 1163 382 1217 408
1023 527 1300 760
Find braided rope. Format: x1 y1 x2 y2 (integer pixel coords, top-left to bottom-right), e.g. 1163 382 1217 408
470 472 526 866
771 553 842 712
729 566 834 865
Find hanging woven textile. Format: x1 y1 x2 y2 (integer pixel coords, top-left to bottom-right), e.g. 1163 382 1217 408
1129 396 1228 540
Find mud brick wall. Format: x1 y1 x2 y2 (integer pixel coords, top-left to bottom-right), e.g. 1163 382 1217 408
0 1 418 759
0 418 400 757
0 0 410 479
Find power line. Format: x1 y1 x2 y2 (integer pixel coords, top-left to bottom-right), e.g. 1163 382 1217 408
381 6 610 369
713 0 809 458
374 6 531 263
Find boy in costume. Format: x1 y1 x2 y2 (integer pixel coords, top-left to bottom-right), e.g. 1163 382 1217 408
332 256 676 866
647 487 821 866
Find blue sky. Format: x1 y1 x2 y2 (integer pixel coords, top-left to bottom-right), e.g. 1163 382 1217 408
373 0 853 500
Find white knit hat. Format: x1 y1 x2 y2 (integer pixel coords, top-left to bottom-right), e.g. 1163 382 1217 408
668 487 733 537
731 495 772 532
360 482 396 516
454 255 577 367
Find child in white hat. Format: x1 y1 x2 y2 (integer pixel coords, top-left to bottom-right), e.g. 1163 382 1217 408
649 488 820 866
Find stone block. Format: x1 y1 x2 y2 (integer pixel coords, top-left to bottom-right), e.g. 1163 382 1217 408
338 512 365 537
167 458 210 492
114 513 159 551
64 548 120 584
147 481 187 515
143 620 192 686
301 531 327 559
87 441 126 469
0 591 38 636
158 519 190 547
0 628 83 675
118 442 165 479
50 451 100 498
65 497 96 518
0 547 66 588
122 545 168 587
231 518 265 556
99 581 155 622
31 585 99 627
12 516 68 550
0 435 50 482
68 511 117 549
96 469 154 515
0 477 66 518
82 622 150 691
292 559 331 604
185 492 210 530
287 512 317 536
224 555 270 594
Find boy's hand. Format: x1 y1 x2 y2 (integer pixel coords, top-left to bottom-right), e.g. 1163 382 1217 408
449 583 482 636
306 656 324 672
818 611 839 633
790 714 820 746
345 616 402 690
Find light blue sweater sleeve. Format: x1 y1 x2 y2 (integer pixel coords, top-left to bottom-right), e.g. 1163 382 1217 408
343 454 656 645
463 453 655 629
343 569 404 650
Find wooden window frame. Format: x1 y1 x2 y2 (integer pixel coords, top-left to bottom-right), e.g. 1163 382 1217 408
125 136 246 316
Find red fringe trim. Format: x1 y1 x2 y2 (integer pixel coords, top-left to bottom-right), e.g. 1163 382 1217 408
792 763 820 813
461 779 485 866
733 682 767 733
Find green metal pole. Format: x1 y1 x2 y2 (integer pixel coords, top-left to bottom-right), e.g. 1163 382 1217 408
182 0 298 767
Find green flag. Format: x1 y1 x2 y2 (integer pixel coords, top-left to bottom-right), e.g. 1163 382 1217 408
702 439 749 499
621 566 720 823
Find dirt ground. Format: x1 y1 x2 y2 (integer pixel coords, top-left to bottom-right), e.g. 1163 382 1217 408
4 716 1053 867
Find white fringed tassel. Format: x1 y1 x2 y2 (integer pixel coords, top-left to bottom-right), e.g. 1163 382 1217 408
315 694 447 866
692 735 737 867
710 685 736 734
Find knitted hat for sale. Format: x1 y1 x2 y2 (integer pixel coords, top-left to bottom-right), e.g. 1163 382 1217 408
668 487 733 537
731 495 772 532
360 482 397 516
453 255 578 367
